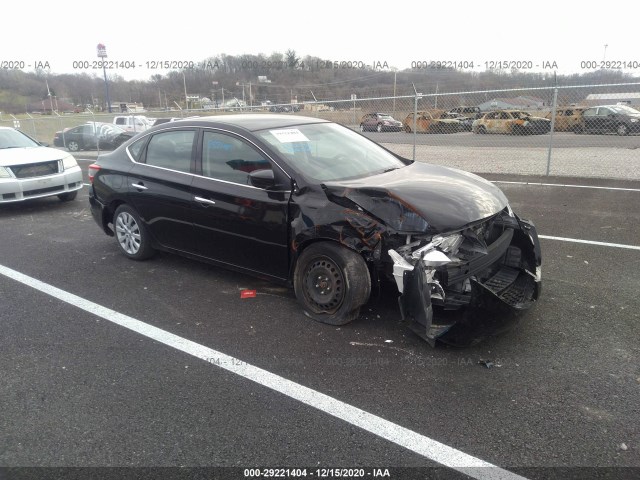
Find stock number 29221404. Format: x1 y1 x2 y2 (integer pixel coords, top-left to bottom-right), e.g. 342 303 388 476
73 60 136 69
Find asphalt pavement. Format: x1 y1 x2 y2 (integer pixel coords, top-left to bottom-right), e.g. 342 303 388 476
0 164 638 480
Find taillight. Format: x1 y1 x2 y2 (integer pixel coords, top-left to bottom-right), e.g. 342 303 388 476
88 163 101 184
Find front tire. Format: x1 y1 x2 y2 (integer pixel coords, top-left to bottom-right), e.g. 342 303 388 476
478 125 487 134
67 141 80 152
359 124 366 132
113 204 155 260
57 191 77 202
376 123 383 132
294 242 371 325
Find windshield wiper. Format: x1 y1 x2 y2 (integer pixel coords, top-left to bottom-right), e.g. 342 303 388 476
0 146 24 149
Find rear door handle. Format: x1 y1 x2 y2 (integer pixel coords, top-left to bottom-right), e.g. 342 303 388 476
194 196 216 206
132 183 148 190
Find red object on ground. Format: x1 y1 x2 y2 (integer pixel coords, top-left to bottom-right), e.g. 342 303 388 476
240 290 257 298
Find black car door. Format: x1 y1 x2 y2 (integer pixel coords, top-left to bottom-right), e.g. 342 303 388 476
582 107 598 132
127 128 198 252
595 107 615 132
66 125 93 149
599 107 619 133
190 129 290 280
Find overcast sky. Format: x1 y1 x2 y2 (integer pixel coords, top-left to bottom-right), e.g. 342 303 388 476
5 1 638 81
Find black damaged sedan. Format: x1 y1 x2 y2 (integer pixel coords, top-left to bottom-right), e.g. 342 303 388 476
88 115 541 345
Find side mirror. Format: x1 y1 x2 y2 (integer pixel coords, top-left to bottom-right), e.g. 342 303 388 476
249 169 276 189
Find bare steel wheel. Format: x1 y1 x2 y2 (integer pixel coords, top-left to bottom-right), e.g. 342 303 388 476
303 257 345 312
294 242 371 325
113 205 155 260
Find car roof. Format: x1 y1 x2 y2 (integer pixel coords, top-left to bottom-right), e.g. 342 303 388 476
165 114 330 132
412 109 447 115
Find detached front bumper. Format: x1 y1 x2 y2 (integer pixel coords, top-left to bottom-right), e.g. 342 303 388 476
389 214 541 345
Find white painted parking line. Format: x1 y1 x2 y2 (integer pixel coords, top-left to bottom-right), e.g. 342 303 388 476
0 263 527 480
492 181 640 192
539 235 640 251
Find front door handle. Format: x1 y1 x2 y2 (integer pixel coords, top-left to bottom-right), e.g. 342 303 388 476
132 183 148 190
194 196 216 206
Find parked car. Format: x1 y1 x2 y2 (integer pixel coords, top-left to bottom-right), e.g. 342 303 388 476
545 107 586 132
150 117 183 126
53 122 135 152
472 110 551 135
88 114 541 345
441 112 474 132
576 104 640 136
0 127 83 203
359 113 403 132
269 104 302 113
403 110 461 133
448 106 482 118
113 115 153 133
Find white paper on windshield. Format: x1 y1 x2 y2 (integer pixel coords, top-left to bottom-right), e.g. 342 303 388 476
270 129 309 143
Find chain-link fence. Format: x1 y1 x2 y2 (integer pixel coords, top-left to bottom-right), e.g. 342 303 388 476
3 82 640 180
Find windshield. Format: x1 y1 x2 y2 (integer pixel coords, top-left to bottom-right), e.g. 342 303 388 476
0 129 40 149
257 123 406 182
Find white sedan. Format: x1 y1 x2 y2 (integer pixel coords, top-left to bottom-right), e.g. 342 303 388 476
0 127 83 203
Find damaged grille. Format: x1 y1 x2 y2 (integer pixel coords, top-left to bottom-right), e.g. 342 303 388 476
10 161 60 179
443 228 513 286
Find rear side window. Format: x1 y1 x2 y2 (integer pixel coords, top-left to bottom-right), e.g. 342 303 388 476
115 118 126 125
128 137 147 161
144 130 195 173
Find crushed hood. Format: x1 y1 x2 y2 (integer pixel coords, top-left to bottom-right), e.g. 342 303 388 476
324 162 508 233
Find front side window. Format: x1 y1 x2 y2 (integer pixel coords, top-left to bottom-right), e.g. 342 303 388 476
144 130 195 173
202 131 271 184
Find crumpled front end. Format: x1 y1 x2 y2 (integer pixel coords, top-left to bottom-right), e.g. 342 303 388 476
388 206 541 345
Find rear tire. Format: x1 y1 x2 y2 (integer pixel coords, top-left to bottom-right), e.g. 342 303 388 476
294 242 371 325
113 204 155 260
376 123 383 132
67 141 80 152
478 126 487 134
